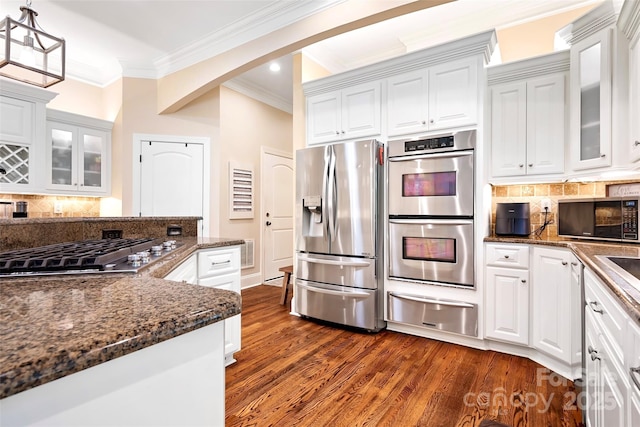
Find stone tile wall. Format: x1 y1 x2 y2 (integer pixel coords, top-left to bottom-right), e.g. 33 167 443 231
491 180 638 240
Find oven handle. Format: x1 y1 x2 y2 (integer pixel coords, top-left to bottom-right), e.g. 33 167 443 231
297 283 370 298
389 292 475 308
388 218 474 226
297 254 371 268
388 150 473 162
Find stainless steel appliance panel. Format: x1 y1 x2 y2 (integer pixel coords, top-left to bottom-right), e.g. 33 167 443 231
388 149 474 217
388 218 474 287
296 253 376 290
388 292 478 337
295 279 378 330
296 140 378 257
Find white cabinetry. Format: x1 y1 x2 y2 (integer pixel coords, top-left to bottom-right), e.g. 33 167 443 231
306 82 380 145
627 319 640 427
46 110 112 195
0 80 57 192
386 57 478 136
166 245 242 367
531 247 574 364
584 267 630 427
484 244 529 345
487 52 567 179
619 0 640 162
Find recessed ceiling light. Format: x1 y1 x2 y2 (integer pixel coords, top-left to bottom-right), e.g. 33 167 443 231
269 63 281 72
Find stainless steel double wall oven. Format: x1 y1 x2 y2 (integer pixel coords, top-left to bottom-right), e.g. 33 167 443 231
387 130 476 288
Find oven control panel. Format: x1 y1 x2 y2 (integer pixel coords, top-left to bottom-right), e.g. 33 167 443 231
404 135 454 152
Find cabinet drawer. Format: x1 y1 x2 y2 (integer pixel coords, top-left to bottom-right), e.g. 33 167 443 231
198 247 240 278
584 268 627 365
198 272 240 291
485 244 529 268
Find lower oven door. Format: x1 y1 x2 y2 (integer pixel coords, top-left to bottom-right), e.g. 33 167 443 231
295 279 378 330
388 217 474 287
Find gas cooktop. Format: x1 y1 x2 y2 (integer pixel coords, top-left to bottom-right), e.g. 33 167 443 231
0 238 182 277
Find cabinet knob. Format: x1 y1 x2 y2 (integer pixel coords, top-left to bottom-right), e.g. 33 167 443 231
430 119 434 124
562 261 568 266
588 346 601 361
503 255 510 259
519 164 524 168
635 141 640 147
421 120 426 125
335 131 340 135
589 300 604 314
600 154 606 158
571 262 578 266
341 130 345 134
520 279 526 284
528 164 533 167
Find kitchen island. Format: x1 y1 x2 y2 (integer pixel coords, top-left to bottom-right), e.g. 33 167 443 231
0 237 243 426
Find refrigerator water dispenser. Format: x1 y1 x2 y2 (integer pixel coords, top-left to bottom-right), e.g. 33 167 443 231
303 196 323 236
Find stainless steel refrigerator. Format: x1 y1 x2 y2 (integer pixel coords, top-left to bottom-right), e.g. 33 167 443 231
294 139 385 332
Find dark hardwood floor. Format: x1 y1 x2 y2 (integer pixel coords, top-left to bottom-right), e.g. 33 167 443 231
226 285 584 427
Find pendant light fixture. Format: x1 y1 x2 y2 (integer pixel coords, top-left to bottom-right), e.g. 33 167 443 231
0 0 65 88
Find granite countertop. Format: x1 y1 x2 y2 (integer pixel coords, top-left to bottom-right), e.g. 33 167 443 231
0 237 244 399
485 236 640 325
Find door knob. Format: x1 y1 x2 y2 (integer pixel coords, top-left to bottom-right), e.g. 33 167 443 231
266 221 272 226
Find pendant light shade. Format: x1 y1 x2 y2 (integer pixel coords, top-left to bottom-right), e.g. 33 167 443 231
0 0 65 88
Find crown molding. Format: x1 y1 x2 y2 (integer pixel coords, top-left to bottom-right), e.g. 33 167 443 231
303 30 496 97
487 50 570 85
46 108 113 130
557 1 618 45
618 0 640 45
0 78 58 103
223 78 293 115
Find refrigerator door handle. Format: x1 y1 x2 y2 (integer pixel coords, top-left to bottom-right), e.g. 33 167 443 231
322 145 332 240
297 255 371 267
327 145 337 242
297 283 370 298
389 292 475 308
389 218 474 226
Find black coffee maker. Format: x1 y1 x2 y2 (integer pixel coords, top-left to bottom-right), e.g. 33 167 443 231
495 202 530 236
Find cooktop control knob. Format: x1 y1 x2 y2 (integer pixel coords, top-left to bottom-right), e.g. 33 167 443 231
151 245 163 256
127 254 141 267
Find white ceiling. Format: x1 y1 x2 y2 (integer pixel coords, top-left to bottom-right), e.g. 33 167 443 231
1 0 601 113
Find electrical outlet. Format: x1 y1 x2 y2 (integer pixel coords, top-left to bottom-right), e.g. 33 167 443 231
54 201 63 214
540 198 551 212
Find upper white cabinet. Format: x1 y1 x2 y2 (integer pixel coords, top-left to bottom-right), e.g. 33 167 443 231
303 30 496 146
306 82 380 145
0 79 57 193
488 51 567 179
46 110 112 196
619 0 640 162
386 57 478 136
570 29 613 170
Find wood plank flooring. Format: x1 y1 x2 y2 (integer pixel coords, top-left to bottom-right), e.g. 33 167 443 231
226 285 584 427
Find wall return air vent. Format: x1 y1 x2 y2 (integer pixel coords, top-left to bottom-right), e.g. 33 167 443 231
229 162 254 219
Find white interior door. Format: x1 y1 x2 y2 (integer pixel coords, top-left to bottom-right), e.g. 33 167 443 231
262 151 293 281
140 141 203 218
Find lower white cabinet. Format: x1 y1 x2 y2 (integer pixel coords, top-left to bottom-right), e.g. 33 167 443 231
165 245 242 366
629 320 640 427
584 267 631 427
531 246 573 363
485 266 529 345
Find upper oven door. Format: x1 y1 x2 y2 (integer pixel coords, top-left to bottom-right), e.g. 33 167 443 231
388 150 474 217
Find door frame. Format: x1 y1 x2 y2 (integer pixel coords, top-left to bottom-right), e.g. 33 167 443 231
132 134 211 236
260 146 293 284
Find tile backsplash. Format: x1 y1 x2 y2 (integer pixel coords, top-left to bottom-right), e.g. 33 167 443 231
491 180 639 240
0 194 100 218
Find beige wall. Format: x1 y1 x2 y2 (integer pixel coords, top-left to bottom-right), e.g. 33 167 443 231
219 86 293 280
496 4 598 63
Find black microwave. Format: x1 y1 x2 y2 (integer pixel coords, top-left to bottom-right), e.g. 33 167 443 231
558 197 639 243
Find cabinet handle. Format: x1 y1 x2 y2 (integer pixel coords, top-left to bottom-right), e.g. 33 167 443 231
631 367 640 391
519 164 524 168
635 141 640 146
600 154 606 158
504 255 510 259
562 261 568 266
528 164 533 167
521 279 527 284
211 260 231 266
588 346 601 361
589 301 604 314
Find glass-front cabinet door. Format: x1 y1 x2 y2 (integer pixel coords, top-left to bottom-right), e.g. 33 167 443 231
570 29 612 170
46 121 108 194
